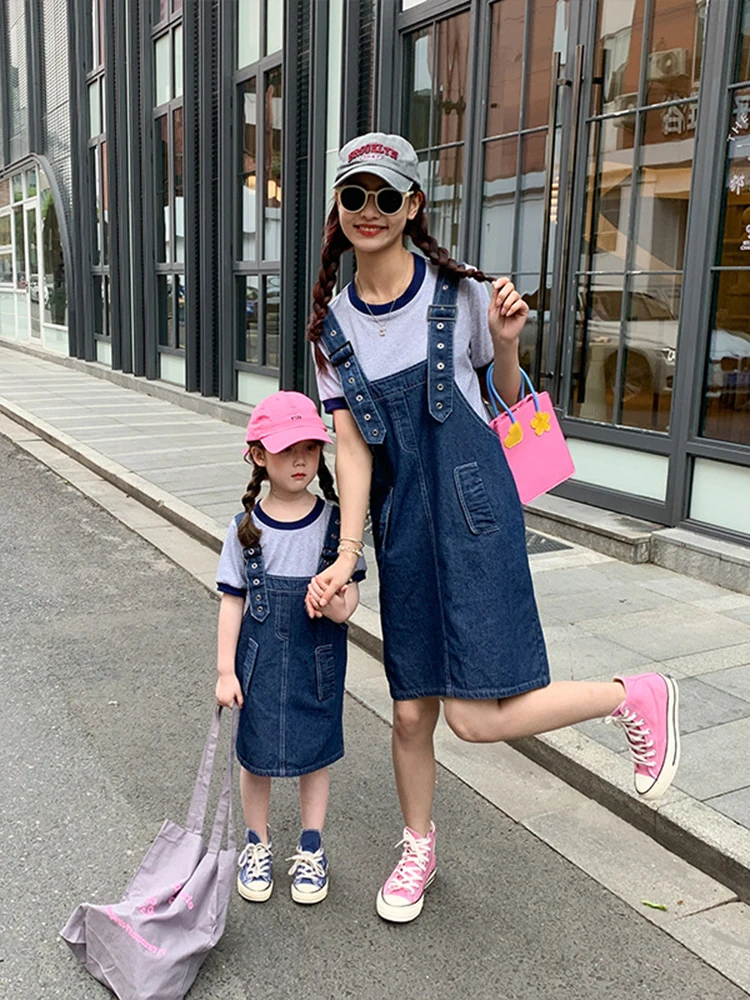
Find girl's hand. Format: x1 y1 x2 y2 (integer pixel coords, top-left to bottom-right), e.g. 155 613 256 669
216 672 243 708
488 277 529 344
305 555 356 618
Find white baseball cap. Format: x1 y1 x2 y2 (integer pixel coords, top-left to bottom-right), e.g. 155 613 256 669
334 132 422 193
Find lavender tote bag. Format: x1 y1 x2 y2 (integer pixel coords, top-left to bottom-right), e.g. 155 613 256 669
61 707 239 1000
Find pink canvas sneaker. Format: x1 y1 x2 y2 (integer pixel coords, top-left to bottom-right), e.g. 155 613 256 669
606 673 680 800
376 823 436 923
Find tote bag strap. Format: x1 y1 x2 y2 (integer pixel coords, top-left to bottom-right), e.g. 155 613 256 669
185 706 223 834
208 708 240 853
486 362 540 421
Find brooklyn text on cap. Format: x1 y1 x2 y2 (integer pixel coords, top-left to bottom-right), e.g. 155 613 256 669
334 133 421 193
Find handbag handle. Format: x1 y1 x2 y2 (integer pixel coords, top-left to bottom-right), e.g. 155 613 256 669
486 363 540 422
185 706 239 852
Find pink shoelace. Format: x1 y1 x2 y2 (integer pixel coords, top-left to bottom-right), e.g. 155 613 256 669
385 829 432 895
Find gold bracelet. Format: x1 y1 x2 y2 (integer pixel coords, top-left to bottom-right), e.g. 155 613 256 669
338 543 363 558
340 536 364 547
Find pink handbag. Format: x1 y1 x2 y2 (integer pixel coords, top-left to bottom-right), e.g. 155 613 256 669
486 364 575 505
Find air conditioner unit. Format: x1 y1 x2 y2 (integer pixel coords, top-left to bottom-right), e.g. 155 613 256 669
648 48 689 81
611 92 638 126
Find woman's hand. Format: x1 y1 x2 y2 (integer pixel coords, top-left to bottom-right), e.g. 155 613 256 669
488 276 529 344
216 672 243 708
305 553 357 618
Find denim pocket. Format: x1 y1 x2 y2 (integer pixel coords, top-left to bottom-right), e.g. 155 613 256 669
454 461 500 535
240 637 259 697
315 644 336 701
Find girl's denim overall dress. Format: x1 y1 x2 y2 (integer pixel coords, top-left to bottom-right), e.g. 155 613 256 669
233 506 348 776
320 270 550 701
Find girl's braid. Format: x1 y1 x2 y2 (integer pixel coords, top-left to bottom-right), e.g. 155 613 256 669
306 207 353 368
317 450 338 504
237 446 268 549
405 199 494 284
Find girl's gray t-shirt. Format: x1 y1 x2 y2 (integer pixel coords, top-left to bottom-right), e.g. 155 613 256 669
314 256 495 422
216 497 366 606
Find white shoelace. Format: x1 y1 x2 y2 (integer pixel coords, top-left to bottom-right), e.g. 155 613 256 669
605 707 656 766
287 847 326 881
238 840 272 881
385 829 432 894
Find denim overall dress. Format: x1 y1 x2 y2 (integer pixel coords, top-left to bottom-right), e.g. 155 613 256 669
320 270 550 701
233 506 348 776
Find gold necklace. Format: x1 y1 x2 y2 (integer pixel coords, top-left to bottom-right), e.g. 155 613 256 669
354 273 407 336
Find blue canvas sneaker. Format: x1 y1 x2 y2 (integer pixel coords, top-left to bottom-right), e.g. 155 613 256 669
237 829 273 902
287 829 329 904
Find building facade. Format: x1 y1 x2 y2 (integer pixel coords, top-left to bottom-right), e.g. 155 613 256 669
0 0 749 545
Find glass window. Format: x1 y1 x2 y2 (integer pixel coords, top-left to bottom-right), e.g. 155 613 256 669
41 184 67 327
0 252 12 283
241 78 257 261
26 170 37 199
487 0 524 138
12 175 23 202
157 274 171 346
265 0 283 56
238 275 260 364
432 14 470 150
0 179 10 208
718 88 750 271
646 0 704 105
595 0 645 112
265 275 280 368
403 26 432 151
481 136 519 275
155 33 171 106
154 0 169 24
0 214 10 245
101 142 109 264
633 103 696 272
174 109 184 263
238 0 260 68
174 24 183 99
89 81 101 138
430 146 464 261
737 0 750 83
263 68 282 261
176 275 185 348
581 116 635 272
701 271 750 445
14 208 25 290
517 132 548 275
155 115 170 262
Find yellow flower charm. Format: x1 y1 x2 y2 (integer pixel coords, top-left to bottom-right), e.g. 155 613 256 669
503 422 523 448
530 410 551 436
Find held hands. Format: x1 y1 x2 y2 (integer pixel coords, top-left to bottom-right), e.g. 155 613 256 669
215 672 243 708
488 277 529 345
305 553 356 618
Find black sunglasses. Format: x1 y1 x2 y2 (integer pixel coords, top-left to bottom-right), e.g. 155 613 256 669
338 185 409 216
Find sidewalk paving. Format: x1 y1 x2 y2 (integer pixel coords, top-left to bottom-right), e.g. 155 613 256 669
2 343 750 896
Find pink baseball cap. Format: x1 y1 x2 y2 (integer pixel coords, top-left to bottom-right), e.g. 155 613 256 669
245 391 332 455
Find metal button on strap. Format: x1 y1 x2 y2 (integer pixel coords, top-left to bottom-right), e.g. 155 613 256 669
356 394 363 402
442 284 449 290
437 383 444 391
372 429 379 436
364 413 372 421
255 594 262 601
348 377 355 384
251 562 258 569
436 402 443 410
253 578 260 585
437 342 445 349
437 362 445 371
436 322 444 330
257 606 263 613
344 361 351 368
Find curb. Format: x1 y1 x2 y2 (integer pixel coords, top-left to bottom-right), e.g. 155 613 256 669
2 393 749 907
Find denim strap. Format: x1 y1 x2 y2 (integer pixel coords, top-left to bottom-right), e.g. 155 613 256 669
320 312 388 445
317 503 342 574
427 270 459 422
237 513 270 623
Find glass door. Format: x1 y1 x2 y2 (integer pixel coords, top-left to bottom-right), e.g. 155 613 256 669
26 200 40 339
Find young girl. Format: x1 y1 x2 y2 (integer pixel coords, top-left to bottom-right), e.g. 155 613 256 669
215 390 365 905
305 132 680 923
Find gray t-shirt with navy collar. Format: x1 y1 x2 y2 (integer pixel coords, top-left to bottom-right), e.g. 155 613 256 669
314 255 495 421
216 497 366 606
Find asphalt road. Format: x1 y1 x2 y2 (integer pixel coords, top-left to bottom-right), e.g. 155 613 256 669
0 434 743 1000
